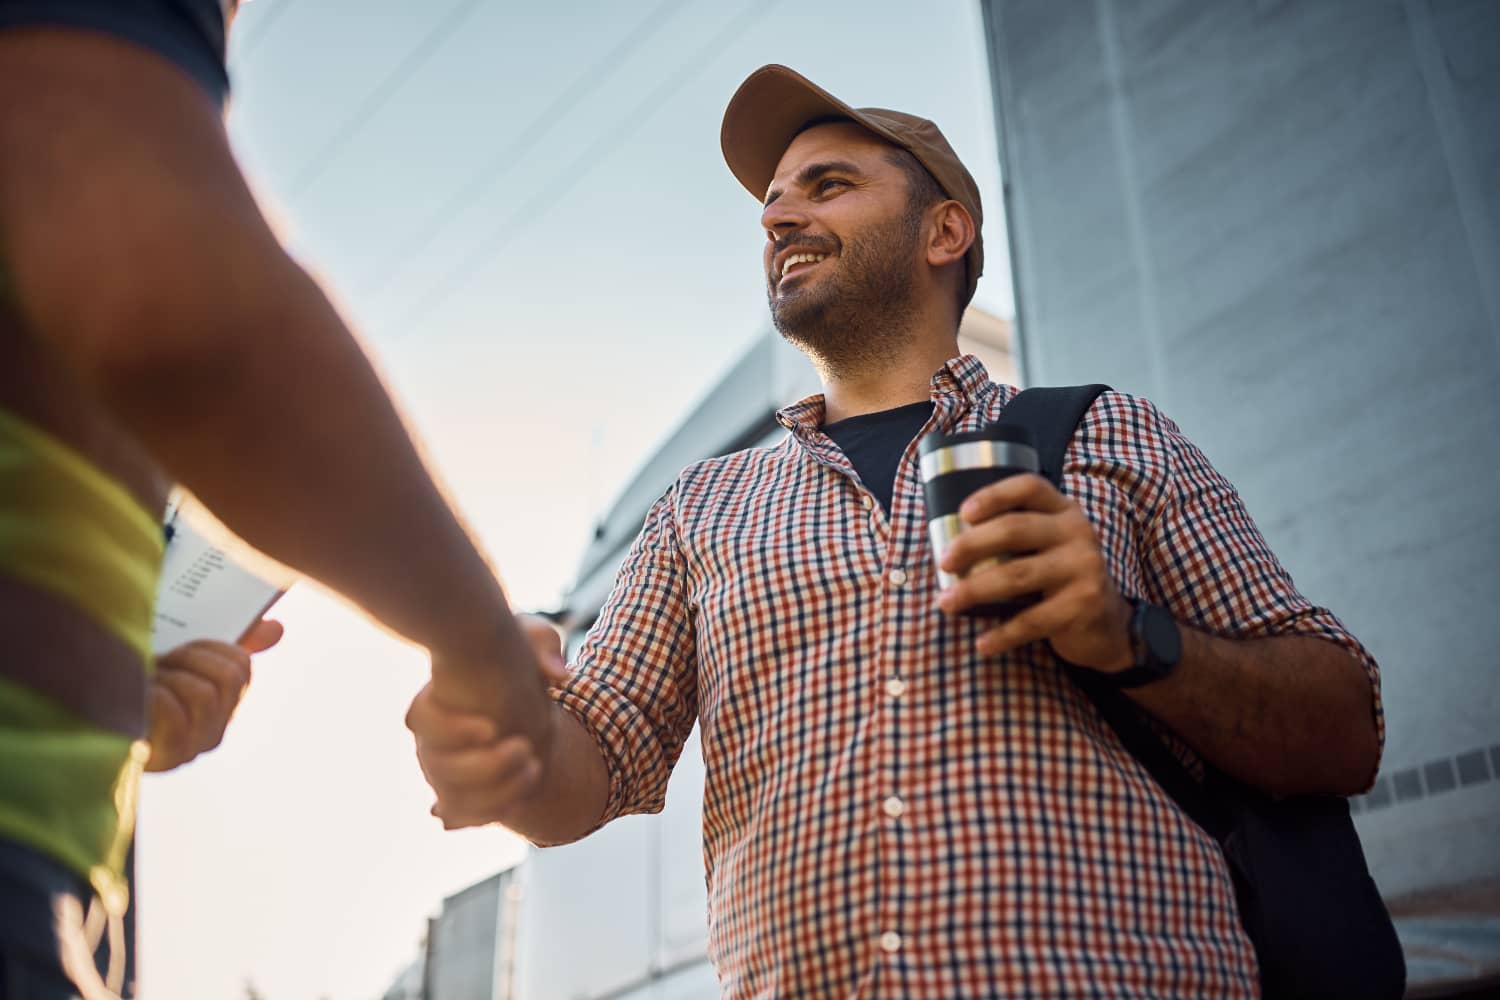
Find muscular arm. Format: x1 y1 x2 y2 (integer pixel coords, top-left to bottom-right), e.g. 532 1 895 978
0 29 546 733
1125 628 1379 796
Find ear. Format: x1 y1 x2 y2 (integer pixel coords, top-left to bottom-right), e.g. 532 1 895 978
925 200 975 269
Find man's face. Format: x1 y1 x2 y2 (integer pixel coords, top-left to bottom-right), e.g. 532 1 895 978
760 123 926 375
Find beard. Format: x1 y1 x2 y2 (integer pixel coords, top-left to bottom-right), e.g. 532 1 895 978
767 204 924 380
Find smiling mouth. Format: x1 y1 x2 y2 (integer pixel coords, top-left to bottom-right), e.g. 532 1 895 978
777 251 829 286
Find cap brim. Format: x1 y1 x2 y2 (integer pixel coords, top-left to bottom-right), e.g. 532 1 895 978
720 65 905 202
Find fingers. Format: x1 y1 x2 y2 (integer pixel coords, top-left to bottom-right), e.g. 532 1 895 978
975 579 1103 656
937 480 1132 665
959 473 1068 525
422 736 543 830
147 642 251 771
238 618 284 654
939 498 1097 614
408 690 544 831
519 614 569 687
145 683 192 772
938 548 1071 616
939 511 1063 578
159 640 253 694
405 683 501 752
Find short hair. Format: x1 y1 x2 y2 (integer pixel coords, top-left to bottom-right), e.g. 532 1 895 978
882 147 946 215
884 147 969 311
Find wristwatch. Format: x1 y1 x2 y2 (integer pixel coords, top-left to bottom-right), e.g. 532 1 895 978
1095 599 1182 689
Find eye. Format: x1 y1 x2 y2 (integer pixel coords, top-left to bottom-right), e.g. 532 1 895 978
816 177 849 196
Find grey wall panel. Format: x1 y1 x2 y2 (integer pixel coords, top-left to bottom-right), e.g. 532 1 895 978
427 875 504 1000
983 0 1500 899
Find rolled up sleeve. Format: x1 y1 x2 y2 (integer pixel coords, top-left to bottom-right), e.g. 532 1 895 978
552 488 698 831
1136 399 1385 775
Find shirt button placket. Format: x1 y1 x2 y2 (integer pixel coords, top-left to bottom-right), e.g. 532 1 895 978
877 547 908 978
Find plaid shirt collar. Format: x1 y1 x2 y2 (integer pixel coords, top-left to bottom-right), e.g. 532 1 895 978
773 353 998 442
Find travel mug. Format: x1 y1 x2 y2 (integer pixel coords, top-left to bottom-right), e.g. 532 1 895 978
918 423 1040 618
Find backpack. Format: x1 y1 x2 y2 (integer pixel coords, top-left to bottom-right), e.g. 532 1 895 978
994 385 1406 1000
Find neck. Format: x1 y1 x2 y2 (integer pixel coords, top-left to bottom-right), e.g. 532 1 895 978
816 324 961 423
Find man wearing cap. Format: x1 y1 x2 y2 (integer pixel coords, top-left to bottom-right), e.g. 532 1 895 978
409 65 1382 997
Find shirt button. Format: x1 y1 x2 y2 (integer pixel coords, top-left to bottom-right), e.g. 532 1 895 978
880 931 903 954
882 795 905 819
860 494 873 510
885 678 907 699
887 567 908 588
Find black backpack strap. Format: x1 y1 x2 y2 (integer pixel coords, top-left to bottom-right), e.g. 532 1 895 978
992 385 1231 841
991 384 1111 488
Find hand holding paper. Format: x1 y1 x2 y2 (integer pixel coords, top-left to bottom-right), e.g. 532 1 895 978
145 619 283 773
147 496 292 772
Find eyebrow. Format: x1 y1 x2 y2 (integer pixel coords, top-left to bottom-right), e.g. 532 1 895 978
763 160 865 208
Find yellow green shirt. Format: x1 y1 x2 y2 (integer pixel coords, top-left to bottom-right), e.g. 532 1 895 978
0 406 164 915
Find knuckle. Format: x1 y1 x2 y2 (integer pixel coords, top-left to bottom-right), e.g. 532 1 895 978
404 687 433 731
181 680 216 716
1076 576 1106 607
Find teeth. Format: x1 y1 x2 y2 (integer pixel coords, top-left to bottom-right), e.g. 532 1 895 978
780 252 827 277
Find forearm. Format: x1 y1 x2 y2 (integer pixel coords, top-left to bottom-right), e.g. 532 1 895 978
124 265 510 658
1127 629 1380 797
501 706 612 846
0 33 529 675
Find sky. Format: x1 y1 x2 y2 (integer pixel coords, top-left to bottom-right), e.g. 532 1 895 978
136 2 1014 998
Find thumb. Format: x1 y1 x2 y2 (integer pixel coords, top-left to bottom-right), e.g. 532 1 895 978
238 618 285 654
539 652 570 688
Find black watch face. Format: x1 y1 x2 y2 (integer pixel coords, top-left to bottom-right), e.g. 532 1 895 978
1142 604 1182 668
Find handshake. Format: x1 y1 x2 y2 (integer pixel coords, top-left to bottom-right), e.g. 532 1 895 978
152 612 572 834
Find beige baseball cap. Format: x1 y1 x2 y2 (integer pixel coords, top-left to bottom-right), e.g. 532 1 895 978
720 64 984 305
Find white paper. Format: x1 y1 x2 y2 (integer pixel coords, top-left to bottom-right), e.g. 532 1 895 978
151 503 286 656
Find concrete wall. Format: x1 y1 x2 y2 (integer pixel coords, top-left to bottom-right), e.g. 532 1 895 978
981 0 1499 897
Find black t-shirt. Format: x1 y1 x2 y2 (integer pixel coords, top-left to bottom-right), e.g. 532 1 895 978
821 401 935 515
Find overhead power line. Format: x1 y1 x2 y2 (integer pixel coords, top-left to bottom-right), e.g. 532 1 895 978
355 0 691 294
385 0 783 339
285 0 490 196
234 0 298 60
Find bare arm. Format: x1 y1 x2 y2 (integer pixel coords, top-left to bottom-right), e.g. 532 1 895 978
1127 628 1378 796
0 29 546 735
940 473 1380 797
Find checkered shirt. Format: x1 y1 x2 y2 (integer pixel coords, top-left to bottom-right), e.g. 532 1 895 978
553 355 1384 999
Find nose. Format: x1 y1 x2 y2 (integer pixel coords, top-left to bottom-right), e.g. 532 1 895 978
760 190 809 242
